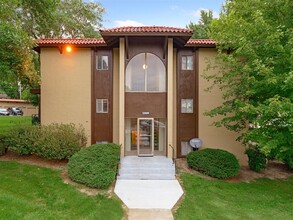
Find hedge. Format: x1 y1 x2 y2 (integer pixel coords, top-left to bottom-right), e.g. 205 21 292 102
68 144 120 189
187 148 240 179
5 123 87 159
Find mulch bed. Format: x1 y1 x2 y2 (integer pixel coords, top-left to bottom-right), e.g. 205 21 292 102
176 158 293 182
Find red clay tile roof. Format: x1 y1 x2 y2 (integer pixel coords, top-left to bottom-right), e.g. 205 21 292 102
100 26 192 34
186 39 216 47
37 38 105 46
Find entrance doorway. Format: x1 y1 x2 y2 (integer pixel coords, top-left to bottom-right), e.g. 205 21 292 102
138 118 154 156
125 118 166 156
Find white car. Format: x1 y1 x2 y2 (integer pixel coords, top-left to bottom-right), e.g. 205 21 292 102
0 108 10 116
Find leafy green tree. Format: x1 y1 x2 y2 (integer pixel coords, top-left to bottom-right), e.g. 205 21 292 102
187 10 214 39
205 0 293 167
0 0 105 101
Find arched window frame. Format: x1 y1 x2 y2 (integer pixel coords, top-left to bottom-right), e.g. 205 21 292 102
125 53 166 92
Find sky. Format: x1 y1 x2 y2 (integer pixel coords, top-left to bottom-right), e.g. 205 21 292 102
97 0 226 29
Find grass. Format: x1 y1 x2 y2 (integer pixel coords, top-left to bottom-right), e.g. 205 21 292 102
174 173 293 220
0 161 124 220
0 116 31 135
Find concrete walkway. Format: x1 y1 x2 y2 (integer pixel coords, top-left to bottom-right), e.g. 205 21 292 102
115 180 183 209
128 209 174 220
114 156 184 219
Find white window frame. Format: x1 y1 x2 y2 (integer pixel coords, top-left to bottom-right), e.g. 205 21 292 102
181 99 193 113
182 55 193 70
96 55 109 70
96 99 108 113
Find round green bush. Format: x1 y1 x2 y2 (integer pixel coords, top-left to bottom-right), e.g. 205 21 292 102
68 143 120 189
0 135 8 156
187 148 240 179
245 148 267 172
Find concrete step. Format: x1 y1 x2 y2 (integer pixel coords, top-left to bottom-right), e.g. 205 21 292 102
119 167 175 175
117 174 176 180
118 156 176 180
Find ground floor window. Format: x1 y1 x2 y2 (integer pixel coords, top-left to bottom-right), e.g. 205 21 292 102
125 118 166 156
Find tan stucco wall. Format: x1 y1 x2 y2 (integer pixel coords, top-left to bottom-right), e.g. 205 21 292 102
198 48 247 165
0 101 38 116
40 48 91 145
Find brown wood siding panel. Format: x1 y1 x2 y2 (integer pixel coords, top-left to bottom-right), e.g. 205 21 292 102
126 37 166 66
125 92 167 118
177 49 198 157
93 50 113 143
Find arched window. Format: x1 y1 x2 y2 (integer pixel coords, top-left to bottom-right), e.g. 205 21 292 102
125 53 166 92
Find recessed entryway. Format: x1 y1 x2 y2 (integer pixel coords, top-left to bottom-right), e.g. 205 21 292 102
125 118 166 156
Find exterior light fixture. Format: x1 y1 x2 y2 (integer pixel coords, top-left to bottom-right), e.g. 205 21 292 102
65 45 72 53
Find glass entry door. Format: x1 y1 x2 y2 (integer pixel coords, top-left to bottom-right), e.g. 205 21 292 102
137 118 154 156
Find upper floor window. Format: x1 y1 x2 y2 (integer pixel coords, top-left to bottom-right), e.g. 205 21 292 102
96 99 108 113
126 53 166 92
182 56 193 70
181 99 193 113
97 55 108 70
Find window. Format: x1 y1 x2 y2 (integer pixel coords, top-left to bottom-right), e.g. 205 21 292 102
181 99 193 113
96 99 108 113
97 55 108 70
182 56 193 70
181 141 192 156
125 53 166 92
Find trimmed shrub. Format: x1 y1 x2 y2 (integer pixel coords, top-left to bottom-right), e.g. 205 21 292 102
0 135 8 156
34 124 87 159
245 148 267 172
5 123 87 159
282 154 293 169
5 126 40 155
187 148 240 179
68 144 120 189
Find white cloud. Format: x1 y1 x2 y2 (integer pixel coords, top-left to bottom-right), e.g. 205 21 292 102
114 20 144 27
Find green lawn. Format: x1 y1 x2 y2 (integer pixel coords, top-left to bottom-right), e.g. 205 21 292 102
0 116 31 135
175 173 293 220
0 161 124 220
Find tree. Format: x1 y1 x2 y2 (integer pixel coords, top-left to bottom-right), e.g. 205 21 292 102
205 0 293 167
0 0 105 101
187 10 214 39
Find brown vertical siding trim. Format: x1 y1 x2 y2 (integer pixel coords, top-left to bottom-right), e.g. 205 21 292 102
91 49 95 144
176 49 197 158
93 50 113 143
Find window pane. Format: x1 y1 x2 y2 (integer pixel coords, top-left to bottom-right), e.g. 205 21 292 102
102 56 108 70
97 56 108 70
96 99 108 113
182 56 187 70
125 118 138 152
146 53 166 92
125 53 145 91
181 141 192 156
154 118 166 151
96 99 102 113
181 99 193 113
126 53 166 92
187 56 193 70
103 99 108 113
97 56 102 70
